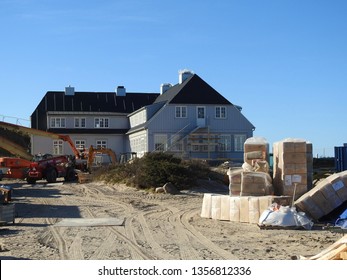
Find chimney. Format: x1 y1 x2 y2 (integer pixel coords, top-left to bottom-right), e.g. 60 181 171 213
160 83 172 94
116 86 126 96
178 69 194 84
65 85 75 96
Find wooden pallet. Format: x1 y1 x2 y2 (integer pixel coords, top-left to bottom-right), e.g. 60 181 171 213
300 235 347 260
77 173 93 184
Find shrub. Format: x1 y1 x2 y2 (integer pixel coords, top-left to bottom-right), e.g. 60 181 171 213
93 152 211 190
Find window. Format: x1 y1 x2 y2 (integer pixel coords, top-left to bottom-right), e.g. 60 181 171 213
154 134 167 151
53 140 63 155
171 135 183 151
96 140 107 149
74 117 86 128
234 134 247 152
219 135 231 151
75 140 86 151
94 118 109 128
215 106 226 119
175 106 187 118
50 117 66 128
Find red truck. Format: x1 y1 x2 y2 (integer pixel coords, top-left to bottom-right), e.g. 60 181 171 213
26 154 76 184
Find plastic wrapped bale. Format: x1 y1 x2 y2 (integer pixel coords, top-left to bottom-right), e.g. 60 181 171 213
272 138 312 198
227 168 242 195
201 193 213 218
240 171 273 196
244 137 269 166
294 171 347 220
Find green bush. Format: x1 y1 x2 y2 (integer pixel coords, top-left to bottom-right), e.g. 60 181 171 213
94 152 211 190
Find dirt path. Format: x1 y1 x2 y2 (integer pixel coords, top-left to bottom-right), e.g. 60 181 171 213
0 179 342 260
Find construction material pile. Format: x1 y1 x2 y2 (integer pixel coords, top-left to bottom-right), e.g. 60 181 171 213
273 138 313 200
201 137 317 227
294 171 347 220
228 137 272 196
201 194 291 224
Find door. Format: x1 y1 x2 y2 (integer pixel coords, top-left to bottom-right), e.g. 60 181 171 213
196 106 206 127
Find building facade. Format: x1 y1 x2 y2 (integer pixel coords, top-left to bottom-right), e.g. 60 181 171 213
30 70 255 162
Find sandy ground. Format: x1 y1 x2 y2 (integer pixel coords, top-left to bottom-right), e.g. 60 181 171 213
0 178 343 260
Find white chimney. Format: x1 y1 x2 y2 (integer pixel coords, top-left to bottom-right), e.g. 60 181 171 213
65 86 75 96
178 69 194 84
116 86 126 96
160 83 172 94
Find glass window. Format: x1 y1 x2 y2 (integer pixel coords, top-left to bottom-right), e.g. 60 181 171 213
75 140 86 151
234 134 247 152
175 106 187 118
75 118 86 128
215 106 226 119
154 134 167 151
95 118 109 128
53 140 63 155
50 117 66 128
96 140 107 149
219 135 231 151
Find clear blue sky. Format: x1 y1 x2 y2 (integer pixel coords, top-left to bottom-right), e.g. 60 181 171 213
1 0 346 157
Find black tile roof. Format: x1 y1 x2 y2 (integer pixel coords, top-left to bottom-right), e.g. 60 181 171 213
37 91 160 113
31 91 159 130
154 74 232 105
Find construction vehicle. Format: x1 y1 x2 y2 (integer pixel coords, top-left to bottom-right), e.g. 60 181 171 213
0 121 117 183
87 146 117 170
26 154 76 184
0 157 32 180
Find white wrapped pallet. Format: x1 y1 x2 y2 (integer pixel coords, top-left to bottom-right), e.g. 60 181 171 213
220 195 230 221
200 193 213 218
211 195 222 220
229 196 240 222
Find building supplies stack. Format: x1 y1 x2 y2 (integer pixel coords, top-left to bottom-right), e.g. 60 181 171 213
240 171 273 196
243 137 268 166
201 194 291 224
294 171 347 220
273 139 313 200
228 137 273 196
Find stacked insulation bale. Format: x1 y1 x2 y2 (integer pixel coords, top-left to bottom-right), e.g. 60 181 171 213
227 137 273 196
242 137 273 196
273 139 313 200
201 194 291 224
294 171 347 220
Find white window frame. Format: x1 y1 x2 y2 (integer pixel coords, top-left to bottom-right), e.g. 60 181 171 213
215 106 226 119
219 134 231 151
234 134 247 152
96 140 107 149
94 117 109 128
50 117 66 128
175 106 187 118
74 117 86 128
53 140 64 155
154 134 167 151
75 140 86 151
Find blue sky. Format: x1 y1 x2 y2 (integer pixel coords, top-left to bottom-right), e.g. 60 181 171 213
1 0 346 157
